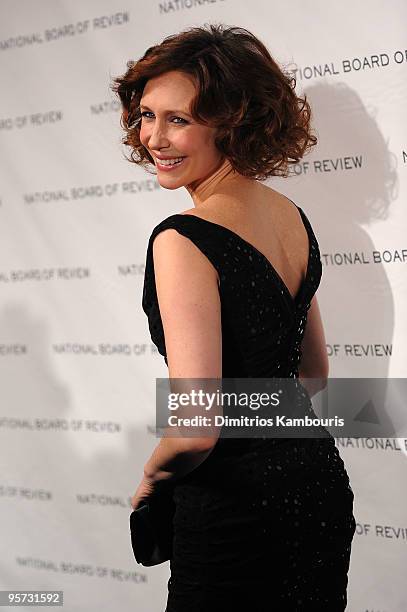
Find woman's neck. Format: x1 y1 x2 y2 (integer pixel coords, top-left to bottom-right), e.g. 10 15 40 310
185 157 256 208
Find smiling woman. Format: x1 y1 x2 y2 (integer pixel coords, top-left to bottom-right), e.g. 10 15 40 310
115 67 227 191
111 23 356 612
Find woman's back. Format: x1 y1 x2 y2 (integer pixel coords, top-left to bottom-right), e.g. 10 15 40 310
143 190 322 380
180 185 310 304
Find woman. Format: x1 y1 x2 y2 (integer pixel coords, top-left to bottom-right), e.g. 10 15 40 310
112 24 356 611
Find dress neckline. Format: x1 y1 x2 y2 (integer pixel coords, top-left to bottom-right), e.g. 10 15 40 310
172 206 313 310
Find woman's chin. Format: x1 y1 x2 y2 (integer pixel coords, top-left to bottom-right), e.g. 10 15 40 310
157 177 185 190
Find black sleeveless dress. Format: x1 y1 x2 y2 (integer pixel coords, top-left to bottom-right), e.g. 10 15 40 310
142 201 356 612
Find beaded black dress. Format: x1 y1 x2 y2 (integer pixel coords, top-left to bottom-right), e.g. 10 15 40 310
142 200 356 612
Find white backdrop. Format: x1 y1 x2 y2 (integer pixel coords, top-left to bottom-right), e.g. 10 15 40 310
1 1 406 610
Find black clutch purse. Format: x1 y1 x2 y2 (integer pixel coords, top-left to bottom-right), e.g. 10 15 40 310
129 485 175 567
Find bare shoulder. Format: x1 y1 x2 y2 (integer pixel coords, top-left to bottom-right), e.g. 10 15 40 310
179 206 199 216
178 206 215 221
178 189 304 253
258 183 303 216
179 185 300 220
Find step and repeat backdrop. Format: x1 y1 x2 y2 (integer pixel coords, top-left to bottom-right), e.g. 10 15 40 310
1 1 406 610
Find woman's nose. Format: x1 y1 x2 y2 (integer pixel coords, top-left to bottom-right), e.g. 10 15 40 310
147 121 170 149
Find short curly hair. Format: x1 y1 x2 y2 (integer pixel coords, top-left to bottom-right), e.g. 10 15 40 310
111 23 317 180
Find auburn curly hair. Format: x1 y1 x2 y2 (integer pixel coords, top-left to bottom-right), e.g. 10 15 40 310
111 23 317 180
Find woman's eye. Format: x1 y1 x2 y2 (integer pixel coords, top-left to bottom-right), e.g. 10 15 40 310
140 111 187 125
172 116 188 124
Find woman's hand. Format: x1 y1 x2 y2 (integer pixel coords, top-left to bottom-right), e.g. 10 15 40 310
130 474 156 511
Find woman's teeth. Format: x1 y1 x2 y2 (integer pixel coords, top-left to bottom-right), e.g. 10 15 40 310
156 157 185 168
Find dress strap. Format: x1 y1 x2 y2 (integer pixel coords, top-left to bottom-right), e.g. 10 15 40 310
148 214 222 278
286 199 323 289
286 198 319 251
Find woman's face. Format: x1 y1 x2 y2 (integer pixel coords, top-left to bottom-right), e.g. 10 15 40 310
139 70 224 190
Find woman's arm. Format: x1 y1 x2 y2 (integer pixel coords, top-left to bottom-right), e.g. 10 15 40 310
298 295 329 398
143 227 223 484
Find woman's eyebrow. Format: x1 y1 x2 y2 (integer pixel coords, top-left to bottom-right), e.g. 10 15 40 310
139 103 192 117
